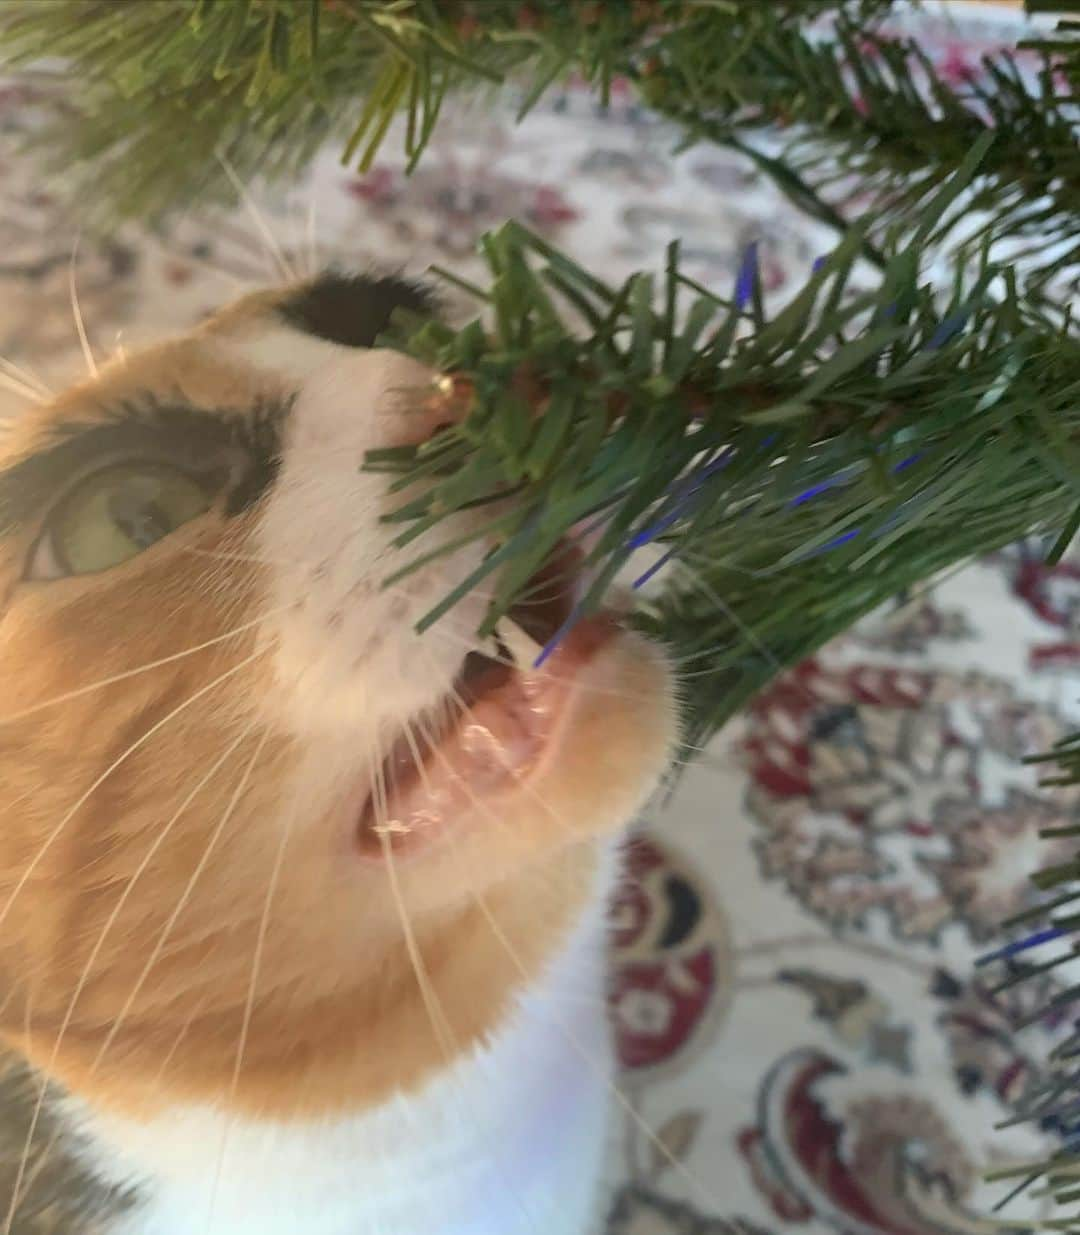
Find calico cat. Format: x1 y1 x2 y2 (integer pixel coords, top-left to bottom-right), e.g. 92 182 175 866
0 273 676 1234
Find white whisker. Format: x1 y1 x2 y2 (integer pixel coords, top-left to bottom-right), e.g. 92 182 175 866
205 753 298 1233
90 725 270 1083
149 994 212 1098
0 609 286 725
473 874 721 1213
69 233 98 379
0 356 52 400
0 652 261 938
216 152 298 284
3 730 250 1234
305 197 320 280
408 750 721 1210
0 373 40 405
373 739 454 1055
392 654 718 1209
377 732 548 1235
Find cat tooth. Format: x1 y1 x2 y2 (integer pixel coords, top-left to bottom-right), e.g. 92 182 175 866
491 619 515 665
371 818 412 836
496 617 544 670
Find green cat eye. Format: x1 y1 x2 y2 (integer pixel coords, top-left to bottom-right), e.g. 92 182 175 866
37 462 214 578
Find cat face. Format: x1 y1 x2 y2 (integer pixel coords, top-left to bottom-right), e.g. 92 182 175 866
0 275 675 1122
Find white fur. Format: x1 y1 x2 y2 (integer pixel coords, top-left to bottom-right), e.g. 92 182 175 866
236 333 491 742
68 845 621 1235
59 327 636 1234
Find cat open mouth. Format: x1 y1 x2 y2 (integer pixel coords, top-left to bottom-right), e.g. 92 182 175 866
356 543 621 856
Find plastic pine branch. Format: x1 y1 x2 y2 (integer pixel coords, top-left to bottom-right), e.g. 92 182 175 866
2 0 1077 295
367 144 1080 758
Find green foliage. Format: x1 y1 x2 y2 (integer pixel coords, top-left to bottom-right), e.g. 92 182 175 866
650 12 1080 295
370 145 1080 754
0 0 806 218
0 0 1042 240
974 723 1080 1223
4 0 1077 291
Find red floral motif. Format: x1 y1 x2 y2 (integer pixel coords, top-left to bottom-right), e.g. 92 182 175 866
340 113 579 261
744 660 937 807
738 1049 981 1235
996 546 1080 671
529 184 579 226
610 835 730 1077
1006 552 1080 632
938 44 979 86
346 165 397 206
743 660 1068 939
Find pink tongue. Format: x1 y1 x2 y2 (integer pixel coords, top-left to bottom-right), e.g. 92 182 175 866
378 679 555 839
362 615 621 853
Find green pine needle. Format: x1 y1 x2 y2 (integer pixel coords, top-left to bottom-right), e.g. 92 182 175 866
368 152 1080 756
2 0 1071 278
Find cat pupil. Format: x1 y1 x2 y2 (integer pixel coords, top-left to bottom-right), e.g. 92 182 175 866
107 490 170 549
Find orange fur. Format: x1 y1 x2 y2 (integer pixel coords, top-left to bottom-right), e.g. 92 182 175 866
0 286 675 1125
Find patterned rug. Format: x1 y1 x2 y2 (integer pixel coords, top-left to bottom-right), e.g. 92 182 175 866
0 4 1071 1232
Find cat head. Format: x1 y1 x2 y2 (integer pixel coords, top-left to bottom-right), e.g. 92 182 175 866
0 273 675 1121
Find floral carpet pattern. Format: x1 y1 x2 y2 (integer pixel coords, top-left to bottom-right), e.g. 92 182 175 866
0 4 1072 1233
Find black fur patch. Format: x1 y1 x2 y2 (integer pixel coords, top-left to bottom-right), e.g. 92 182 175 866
279 271 435 348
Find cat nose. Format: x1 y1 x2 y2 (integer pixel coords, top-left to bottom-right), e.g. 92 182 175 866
288 347 470 455
391 370 472 448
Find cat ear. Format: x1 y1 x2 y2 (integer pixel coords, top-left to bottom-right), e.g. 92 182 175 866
278 271 438 349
